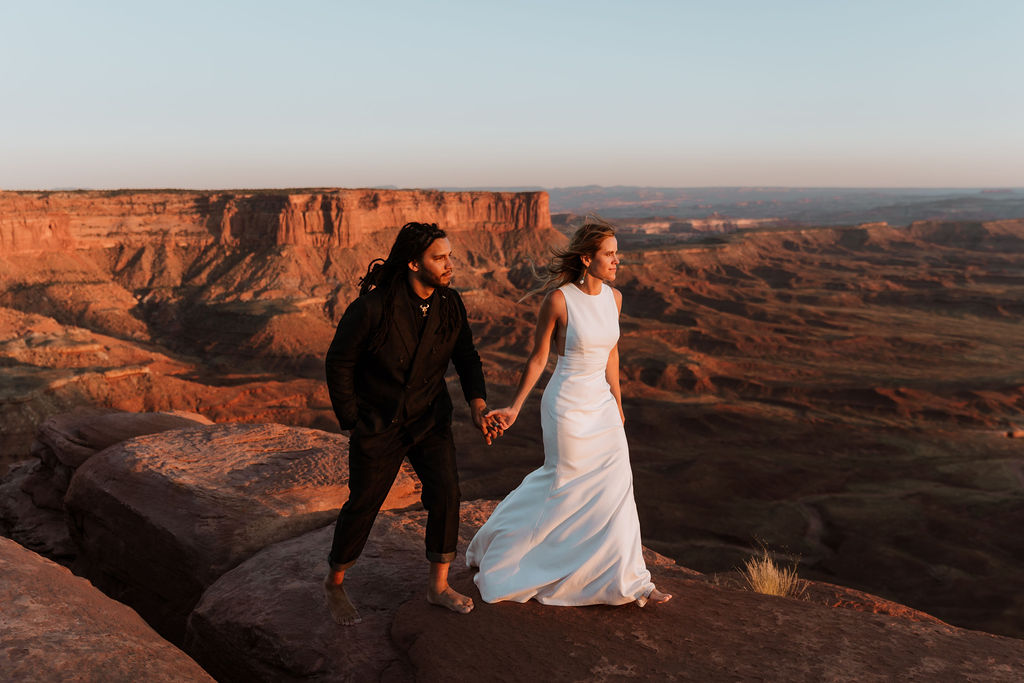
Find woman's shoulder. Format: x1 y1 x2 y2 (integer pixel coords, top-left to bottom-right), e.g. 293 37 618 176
540 287 567 317
545 286 568 304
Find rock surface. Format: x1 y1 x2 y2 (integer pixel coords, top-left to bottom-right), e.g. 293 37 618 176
0 189 551 253
64 422 419 642
394 568 1024 682
184 502 507 682
186 518 423 682
183 499 1024 682
0 536 212 682
0 409 212 564
34 408 214 472
0 461 76 562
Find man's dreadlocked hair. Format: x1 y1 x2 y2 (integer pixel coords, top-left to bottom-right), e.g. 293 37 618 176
359 221 459 352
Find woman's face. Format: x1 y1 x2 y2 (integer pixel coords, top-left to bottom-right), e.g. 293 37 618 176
584 236 619 282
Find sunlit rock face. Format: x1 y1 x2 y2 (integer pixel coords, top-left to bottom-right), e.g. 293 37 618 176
0 188 557 464
0 409 212 563
64 422 418 642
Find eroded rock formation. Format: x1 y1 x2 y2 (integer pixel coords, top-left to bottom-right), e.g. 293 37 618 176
0 409 211 563
0 536 212 682
0 188 556 464
0 189 550 251
64 423 419 641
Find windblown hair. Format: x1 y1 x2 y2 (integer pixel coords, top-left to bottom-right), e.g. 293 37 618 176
533 216 617 293
358 221 457 351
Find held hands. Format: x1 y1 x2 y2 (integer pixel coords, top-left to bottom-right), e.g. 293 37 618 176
485 406 519 433
470 399 504 445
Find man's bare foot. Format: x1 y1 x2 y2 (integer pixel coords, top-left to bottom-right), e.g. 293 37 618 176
324 580 362 625
636 586 672 607
427 586 474 614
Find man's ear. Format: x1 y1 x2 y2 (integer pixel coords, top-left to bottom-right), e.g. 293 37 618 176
408 259 420 273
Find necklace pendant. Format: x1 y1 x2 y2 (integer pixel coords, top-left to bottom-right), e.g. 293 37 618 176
420 304 429 318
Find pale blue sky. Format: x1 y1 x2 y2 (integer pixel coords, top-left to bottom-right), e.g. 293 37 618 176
1 1 1021 189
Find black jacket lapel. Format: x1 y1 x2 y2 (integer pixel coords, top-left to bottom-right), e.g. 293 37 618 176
390 282 417 360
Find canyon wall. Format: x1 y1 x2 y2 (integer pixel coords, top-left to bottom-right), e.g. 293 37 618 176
0 189 550 253
0 188 557 464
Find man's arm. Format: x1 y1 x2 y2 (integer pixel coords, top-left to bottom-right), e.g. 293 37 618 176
325 296 369 430
450 292 486 404
449 292 495 442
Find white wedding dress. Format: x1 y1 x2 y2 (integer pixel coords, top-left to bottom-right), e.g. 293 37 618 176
466 282 655 605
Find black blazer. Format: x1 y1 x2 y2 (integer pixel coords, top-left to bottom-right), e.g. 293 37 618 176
325 282 486 437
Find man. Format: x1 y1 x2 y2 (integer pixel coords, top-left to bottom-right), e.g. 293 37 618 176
323 221 497 625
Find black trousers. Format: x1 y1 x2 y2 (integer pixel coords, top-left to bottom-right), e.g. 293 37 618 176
327 420 460 570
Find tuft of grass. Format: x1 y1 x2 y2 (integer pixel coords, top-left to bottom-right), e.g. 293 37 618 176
741 546 807 599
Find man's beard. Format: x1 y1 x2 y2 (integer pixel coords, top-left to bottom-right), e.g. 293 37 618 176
418 270 452 289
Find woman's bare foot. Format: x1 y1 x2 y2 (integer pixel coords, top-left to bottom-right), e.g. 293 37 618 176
636 586 672 607
427 586 474 614
324 580 362 625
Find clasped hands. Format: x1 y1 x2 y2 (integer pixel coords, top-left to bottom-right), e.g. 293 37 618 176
470 399 518 446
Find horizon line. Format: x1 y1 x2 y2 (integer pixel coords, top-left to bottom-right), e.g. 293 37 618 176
3 185 1023 193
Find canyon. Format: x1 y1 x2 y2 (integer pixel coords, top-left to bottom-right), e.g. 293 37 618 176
2 189 1023 646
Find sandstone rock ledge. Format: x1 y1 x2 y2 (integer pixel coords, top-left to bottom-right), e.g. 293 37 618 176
63 422 419 642
0 409 213 563
185 500 1024 683
7 413 1024 681
0 536 212 682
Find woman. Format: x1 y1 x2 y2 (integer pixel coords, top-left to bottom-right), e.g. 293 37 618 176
466 220 671 606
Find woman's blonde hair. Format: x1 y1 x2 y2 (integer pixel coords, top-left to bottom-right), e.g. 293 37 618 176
536 215 617 292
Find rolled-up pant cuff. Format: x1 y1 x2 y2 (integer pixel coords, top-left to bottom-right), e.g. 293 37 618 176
328 555 357 572
426 550 456 564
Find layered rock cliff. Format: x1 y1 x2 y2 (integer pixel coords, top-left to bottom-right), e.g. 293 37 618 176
0 188 558 466
0 189 550 252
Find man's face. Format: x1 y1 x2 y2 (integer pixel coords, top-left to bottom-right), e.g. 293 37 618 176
409 237 454 288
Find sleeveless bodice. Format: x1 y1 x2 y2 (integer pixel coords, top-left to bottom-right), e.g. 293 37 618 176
556 282 619 378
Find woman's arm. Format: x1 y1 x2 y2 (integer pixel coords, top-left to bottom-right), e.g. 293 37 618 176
487 290 565 429
606 288 624 424
606 343 624 425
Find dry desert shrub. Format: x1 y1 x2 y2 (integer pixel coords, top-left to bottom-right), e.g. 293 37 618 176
741 547 807 599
